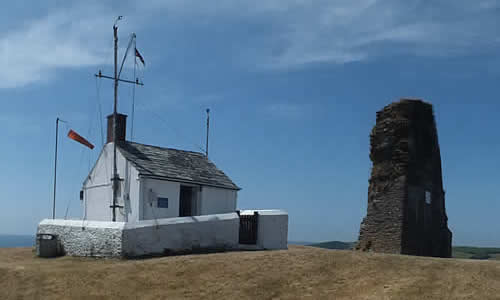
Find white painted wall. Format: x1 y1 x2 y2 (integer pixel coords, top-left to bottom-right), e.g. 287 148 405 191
83 143 140 222
37 219 125 257
240 210 288 250
140 178 180 220
200 186 237 215
37 210 287 258
122 213 240 257
83 185 111 221
126 162 141 222
138 179 237 220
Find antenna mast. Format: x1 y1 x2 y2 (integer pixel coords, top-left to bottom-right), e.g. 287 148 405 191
206 108 210 157
95 16 144 222
111 17 120 222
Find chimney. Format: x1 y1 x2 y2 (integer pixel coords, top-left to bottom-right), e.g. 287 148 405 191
106 113 127 143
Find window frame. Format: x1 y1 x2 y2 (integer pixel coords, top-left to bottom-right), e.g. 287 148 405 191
157 197 169 208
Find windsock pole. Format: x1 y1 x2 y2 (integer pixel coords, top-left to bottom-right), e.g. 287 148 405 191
52 117 66 219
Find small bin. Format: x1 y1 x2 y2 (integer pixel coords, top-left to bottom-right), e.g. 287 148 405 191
36 233 59 258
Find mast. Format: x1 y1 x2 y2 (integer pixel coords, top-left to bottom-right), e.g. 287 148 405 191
206 108 210 157
111 20 119 222
52 117 66 219
95 16 144 222
52 117 59 219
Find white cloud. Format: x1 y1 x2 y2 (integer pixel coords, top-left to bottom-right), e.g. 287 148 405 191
257 0 500 68
143 0 500 67
0 4 120 89
148 0 497 69
1 0 499 88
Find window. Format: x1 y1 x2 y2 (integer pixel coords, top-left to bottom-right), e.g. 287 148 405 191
425 191 431 205
157 197 168 208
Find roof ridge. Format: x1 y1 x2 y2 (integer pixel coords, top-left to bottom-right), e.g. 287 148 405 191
123 141 205 156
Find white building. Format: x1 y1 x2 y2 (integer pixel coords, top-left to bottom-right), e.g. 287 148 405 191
37 113 288 258
82 113 240 222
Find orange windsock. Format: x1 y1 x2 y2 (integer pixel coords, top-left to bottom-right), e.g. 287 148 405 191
67 129 94 149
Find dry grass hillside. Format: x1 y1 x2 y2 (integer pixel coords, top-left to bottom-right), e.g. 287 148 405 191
1 246 500 300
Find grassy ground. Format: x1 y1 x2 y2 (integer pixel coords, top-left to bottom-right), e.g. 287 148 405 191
2 246 500 299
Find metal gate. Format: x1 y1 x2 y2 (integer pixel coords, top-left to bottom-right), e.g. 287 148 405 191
238 211 258 245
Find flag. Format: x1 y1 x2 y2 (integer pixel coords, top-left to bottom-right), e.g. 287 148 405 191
67 129 94 149
135 48 145 66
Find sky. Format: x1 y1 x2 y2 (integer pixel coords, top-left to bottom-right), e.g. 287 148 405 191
0 0 499 246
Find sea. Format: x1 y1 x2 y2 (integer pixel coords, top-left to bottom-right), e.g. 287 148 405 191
0 235 35 248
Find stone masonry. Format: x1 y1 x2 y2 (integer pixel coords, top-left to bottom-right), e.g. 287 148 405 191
356 99 452 257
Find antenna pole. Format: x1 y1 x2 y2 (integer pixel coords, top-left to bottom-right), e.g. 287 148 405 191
131 37 137 141
112 20 119 222
52 117 59 219
206 108 210 157
94 16 143 222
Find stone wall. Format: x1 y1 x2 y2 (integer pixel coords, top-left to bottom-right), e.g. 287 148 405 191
37 219 124 257
356 99 452 257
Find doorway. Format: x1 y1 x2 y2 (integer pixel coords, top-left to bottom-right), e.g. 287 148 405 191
179 186 194 217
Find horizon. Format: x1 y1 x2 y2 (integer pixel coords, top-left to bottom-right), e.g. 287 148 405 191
1 234 499 248
1 0 499 247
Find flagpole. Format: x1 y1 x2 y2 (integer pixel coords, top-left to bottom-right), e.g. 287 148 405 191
52 117 67 219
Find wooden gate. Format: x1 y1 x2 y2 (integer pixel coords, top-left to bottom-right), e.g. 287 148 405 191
238 211 258 245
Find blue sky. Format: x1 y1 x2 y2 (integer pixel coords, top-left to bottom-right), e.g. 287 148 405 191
1 0 499 246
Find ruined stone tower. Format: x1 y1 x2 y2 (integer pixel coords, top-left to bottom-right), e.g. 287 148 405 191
356 99 452 257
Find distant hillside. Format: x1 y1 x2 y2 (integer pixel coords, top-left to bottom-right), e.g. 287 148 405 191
0 235 34 248
287 241 312 246
453 246 500 260
2 246 500 299
307 241 355 250
308 241 500 261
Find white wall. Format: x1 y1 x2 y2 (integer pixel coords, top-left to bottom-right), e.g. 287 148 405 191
83 143 140 222
125 162 141 222
37 214 239 258
200 186 237 215
84 185 111 221
122 213 240 257
37 219 125 257
240 210 288 250
138 180 237 220
140 178 180 220
37 210 287 258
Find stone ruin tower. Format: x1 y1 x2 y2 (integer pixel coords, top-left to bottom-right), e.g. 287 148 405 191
356 99 452 257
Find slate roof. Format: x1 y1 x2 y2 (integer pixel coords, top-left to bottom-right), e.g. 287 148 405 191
117 141 240 190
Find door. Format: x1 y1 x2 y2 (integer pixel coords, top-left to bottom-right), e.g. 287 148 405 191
179 186 193 217
239 211 258 244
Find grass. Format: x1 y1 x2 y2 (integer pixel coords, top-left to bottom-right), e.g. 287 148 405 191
2 246 500 299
